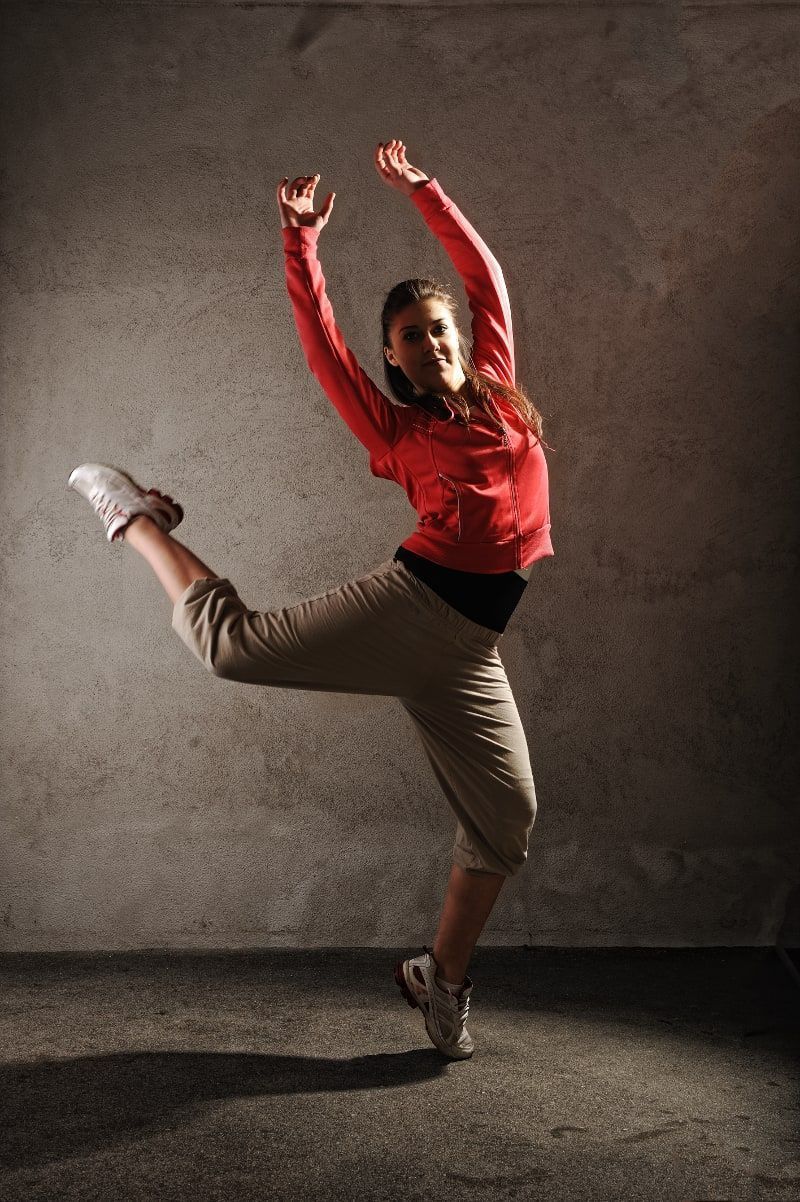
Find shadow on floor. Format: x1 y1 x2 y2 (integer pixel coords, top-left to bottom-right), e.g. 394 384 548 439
1 947 798 1201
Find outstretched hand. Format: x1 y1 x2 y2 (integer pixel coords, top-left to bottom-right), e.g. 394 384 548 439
374 140 430 196
276 174 335 231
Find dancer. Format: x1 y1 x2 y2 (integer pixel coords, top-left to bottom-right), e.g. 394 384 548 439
68 139 554 1061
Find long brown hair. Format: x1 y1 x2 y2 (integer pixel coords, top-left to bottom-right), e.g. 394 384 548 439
381 278 555 452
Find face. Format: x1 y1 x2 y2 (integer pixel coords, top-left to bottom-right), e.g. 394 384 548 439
384 298 465 396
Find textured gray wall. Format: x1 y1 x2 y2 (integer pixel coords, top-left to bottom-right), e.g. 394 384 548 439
1 0 798 951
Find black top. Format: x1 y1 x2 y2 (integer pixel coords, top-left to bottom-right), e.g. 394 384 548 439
393 545 529 634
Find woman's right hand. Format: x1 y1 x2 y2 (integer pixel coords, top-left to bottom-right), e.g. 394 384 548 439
276 174 335 231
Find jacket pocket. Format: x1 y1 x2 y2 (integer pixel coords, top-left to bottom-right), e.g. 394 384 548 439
437 473 462 541
438 472 517 544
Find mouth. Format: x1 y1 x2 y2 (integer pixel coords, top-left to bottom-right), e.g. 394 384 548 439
426 358 447 366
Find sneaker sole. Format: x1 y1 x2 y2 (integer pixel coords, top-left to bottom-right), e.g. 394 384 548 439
393 959 474 1060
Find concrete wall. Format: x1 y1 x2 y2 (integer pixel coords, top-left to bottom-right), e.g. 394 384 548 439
1 0 798 950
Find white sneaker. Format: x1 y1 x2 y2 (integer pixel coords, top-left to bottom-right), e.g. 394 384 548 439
394 947 475 1060
67 463 184 543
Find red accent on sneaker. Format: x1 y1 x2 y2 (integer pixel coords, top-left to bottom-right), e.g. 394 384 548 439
394 961 419 1010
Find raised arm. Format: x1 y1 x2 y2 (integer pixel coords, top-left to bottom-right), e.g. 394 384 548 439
375 140 516 390
277 173 405 475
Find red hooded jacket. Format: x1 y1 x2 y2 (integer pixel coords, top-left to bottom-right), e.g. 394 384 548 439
281 176 554 573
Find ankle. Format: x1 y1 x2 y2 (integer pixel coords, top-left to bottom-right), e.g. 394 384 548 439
436 972 466 994
432 955 466 990
122 513 158 542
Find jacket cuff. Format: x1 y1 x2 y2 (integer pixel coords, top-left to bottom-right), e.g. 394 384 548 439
409 177 450 211
282 225 322 255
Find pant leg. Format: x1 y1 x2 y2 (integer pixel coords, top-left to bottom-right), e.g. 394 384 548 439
171 557 442 700
400 643 538 878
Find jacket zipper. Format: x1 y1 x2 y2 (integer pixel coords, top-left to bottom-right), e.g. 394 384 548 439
437 472 462 541
499 421 521 565
428 403 520 558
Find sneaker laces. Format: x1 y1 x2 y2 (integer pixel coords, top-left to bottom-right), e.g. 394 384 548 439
451 989 470 1025
436 978 471 1032
420 949 471 1032
91 490 125 523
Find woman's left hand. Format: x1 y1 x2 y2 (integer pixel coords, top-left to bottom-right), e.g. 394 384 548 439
374 140 430 196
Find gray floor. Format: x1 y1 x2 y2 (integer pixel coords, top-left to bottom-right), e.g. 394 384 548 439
1 948 798 1202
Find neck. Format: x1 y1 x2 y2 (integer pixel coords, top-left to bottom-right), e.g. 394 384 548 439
434 373 476 406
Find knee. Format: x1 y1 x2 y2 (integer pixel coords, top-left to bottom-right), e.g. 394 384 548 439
454 784 538 879
206 651 240 681
203 617 252 681
176 624 236 679
525 788 538 830
505 784 538 875
513 781 538 837
172 586 250 681
184 640 239 680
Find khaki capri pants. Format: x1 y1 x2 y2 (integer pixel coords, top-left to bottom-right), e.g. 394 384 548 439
171 556 538 877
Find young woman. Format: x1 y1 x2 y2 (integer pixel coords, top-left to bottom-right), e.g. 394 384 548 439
68 139 554 1062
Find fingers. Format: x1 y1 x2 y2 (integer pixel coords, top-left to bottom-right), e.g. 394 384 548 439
295 174 320 194
278 173 321 197
375 139 407 172
378 139 397 167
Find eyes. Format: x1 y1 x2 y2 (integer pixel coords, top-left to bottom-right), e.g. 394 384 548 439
404 323 449 342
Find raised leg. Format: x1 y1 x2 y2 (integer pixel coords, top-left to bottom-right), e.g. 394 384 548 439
122 514 219 604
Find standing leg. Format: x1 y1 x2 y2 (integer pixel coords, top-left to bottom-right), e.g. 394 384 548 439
123 515 219 604
395 658 535 1059
400 661 537 989
432 864 506 987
